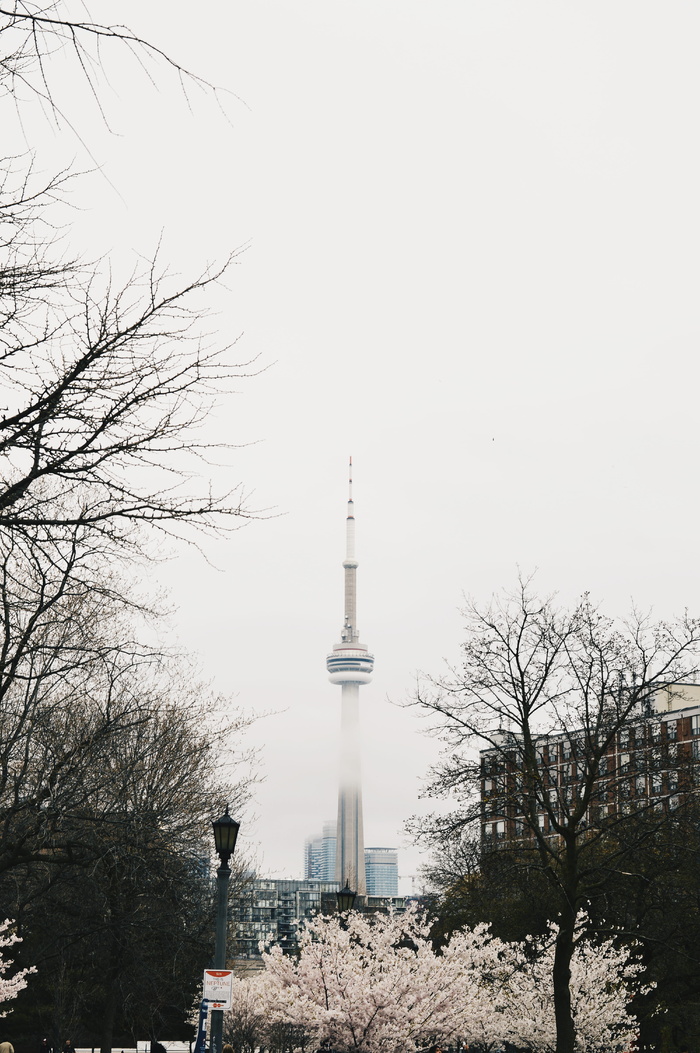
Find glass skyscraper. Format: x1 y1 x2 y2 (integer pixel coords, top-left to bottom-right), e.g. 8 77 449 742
304 820 337 881
305 823 399 896
364 846 399 896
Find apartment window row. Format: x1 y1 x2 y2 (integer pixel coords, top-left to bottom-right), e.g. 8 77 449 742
485 772 686 821
483 754 695 805
483 736 699 787
483 821 506 841
484 789 687 841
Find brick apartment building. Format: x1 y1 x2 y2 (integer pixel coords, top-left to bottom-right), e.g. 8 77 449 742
480 682 700 845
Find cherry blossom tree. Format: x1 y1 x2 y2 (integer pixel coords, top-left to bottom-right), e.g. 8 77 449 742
0 918 34 1012
262 907 460 1053
260 906 510 1053
223 974 272 1053
500 919 647 1053
234 905 646 1053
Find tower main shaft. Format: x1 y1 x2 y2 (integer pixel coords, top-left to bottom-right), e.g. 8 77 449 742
326 459 373 895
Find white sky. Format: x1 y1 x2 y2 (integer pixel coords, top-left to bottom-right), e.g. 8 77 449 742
16 2 700 889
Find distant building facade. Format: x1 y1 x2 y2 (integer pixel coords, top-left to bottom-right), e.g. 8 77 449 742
304 821 337 881
305 823 399 896
365 847 399 896
232 875 406 967
232 878 339 965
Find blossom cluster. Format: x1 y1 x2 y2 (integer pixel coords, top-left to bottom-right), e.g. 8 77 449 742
224 906 645 1053
0 919 35 1016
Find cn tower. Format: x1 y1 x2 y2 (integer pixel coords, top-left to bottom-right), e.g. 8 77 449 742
326 458 373 895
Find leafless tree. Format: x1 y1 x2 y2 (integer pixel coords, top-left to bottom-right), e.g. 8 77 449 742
5 655 255 1049
0 250 256 544
0 6 259 1041
0 3 256 549
0 526 254 874
409 578 700 1053
0 1 226 133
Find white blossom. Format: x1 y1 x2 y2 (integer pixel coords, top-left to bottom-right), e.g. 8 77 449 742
228 906 646 1053
495 918 648 1052
261 905 468 1053
0 919 35 1014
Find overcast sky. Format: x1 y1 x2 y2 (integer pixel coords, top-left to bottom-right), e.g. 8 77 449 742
19 2 700 888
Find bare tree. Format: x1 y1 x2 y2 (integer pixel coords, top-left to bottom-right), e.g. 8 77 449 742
0 6 259 1042
0 252 256 543
0 528 252 875
410 578 700 1053
5 663 255 1049
0 2 225 137
0 3 256 549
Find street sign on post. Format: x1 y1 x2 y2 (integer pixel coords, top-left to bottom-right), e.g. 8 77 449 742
203 968 234 1010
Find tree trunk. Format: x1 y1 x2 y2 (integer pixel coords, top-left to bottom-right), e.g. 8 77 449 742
100 974 118 1053
553 914 576 1053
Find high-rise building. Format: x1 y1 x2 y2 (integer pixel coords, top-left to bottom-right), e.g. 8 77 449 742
304 820 337 881
326 460 373 894
364 847 399 896
304 825 400 895
232 875 407 967
233 878 340 964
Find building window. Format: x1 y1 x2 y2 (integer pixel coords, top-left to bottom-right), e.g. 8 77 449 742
692 715 700 736
666 720 678 741
651 722 662 743
693 739 700 760
620 753 631 774
483 822 506 841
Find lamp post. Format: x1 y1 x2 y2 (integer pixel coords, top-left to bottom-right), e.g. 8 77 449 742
210 806 240 1053
336 882 356 913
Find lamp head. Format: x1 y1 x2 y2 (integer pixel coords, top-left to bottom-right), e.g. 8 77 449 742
212 806 240 863
336 882 356 913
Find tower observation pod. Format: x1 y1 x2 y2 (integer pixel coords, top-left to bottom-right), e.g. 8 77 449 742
326 458 373 895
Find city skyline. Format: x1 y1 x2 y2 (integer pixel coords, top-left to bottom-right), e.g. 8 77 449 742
303 820 399 896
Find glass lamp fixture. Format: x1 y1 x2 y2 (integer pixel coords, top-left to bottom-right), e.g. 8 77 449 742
336 883 357 912
212 806 240 863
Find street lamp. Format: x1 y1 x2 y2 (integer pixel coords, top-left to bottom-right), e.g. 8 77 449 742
213 806 240 863
210 806 240 1053
336 882 356 913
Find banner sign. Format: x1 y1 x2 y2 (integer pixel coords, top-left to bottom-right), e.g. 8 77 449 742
194 999 209 1053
